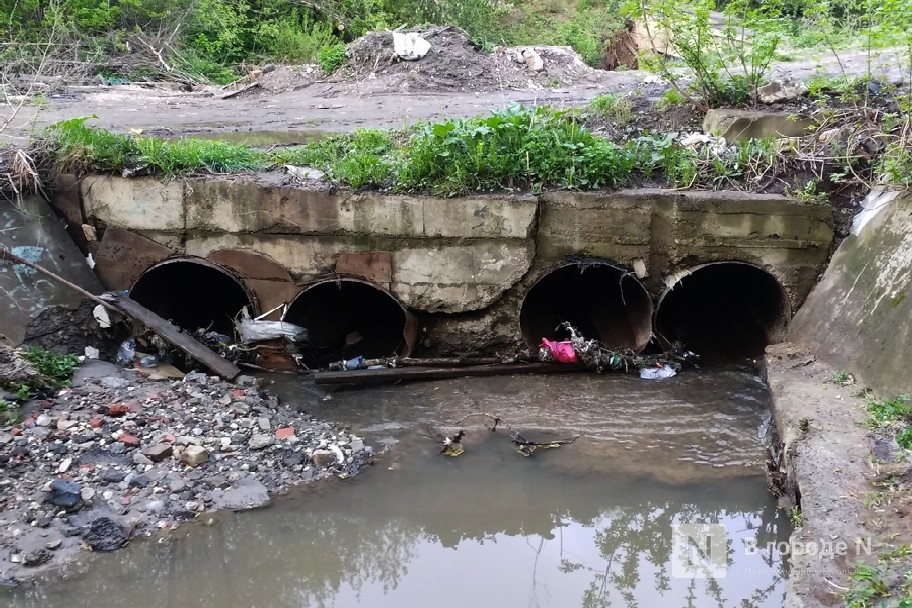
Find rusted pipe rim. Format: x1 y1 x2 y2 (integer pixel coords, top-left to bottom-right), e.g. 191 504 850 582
654 261 791 357
285 276 417 367
519 259 654 353
129 255 259 334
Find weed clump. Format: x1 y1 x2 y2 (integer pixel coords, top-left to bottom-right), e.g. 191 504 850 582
41 106 799 194
47 116 263 175
866 394 912 450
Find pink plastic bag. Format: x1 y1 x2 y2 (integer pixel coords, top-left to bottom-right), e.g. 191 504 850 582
541 338 578 364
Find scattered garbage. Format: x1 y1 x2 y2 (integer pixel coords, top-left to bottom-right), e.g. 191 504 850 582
540 338 579 363
138 354 158 368
511 432 578 457
92 304 111 328
236 306 307 343
83 346 100 359
539 322 697 374
639 366 678 380
393 32 431 61
440 431 465 457
115 337 136 364
424 414 578 459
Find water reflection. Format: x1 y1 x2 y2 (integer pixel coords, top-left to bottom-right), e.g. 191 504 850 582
7 370 788 608
9 440 788 608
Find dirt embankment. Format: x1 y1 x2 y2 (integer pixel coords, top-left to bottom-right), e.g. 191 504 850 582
0 360 371 586
765 344 912 608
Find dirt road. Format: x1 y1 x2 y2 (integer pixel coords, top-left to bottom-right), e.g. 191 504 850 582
1 47 903 143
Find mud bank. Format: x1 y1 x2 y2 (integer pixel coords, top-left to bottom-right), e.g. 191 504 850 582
0 360 371 586
765 191 912 608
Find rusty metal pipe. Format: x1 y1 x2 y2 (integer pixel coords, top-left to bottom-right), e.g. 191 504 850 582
129 256 258 336
284 277 417 368
654 262 791 360
519 261 653 353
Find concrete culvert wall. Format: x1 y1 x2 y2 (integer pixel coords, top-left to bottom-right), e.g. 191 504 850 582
129 257 256 336
284 278 417 368
654 262 790 361
519 262 653 353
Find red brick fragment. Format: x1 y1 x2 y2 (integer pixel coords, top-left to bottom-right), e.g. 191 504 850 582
117 434 140 447
108 404 130 417
275 427 295 440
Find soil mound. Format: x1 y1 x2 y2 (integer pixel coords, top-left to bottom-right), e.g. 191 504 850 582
328 25 619 95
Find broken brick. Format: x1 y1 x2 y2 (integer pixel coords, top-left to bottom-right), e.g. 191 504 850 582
275 427 295 440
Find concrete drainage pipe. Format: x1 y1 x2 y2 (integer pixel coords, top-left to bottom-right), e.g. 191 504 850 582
284 278 417 368
654 262 790 361
130 257 257 336
519 261 654 353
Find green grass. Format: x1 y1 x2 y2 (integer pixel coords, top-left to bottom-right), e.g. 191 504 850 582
587 94 633 124
42 106 799 194
865 394 912 451
843 555 912 608
49 116 263 175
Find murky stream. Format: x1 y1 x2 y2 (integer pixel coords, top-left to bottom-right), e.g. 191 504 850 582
6 369 790 608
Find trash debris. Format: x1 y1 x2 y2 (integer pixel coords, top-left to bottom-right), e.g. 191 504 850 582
540 322 698 373
540 338 579 363
440 431 465 457
282 165 325 181
639 366 678 380
92 304 110 328
115 338 136 365
393 32 431 61
236 316 307 343
521 48 544 72
138 354 158 368
83 346 100 360
511 432 579 457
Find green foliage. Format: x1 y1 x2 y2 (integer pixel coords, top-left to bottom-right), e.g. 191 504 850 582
866 394 912 452
21 346 79 388
898 427 912 451
318 44 347 74
0 399 19 424
843 553 912 608
629 0 781 108
828 369 856 385
42 106 788 195
587 94 632 124
876 138 912 188
395 105 635 194
866 394 912 427
272 129 395 189
47 116 263 175
9 346 81 399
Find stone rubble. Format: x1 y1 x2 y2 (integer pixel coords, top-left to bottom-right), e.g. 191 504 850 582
0 362 372 585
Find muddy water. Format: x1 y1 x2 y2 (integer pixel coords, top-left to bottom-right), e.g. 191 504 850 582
6 369 790 608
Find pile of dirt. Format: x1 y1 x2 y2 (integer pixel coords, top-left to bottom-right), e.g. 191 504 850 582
327 25 625 95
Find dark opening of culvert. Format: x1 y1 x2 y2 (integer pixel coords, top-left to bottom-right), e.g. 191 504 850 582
519 262 653 353
129 257 255 336
285 278 416 368
654 262 790 361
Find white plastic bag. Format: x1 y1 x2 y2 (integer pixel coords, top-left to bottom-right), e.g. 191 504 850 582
393 32 431 61
639 366 677 380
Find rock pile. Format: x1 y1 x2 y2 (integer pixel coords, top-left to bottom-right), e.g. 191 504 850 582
0 361 371 584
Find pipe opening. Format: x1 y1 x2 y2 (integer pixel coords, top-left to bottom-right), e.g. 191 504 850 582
654 262 790 361
285 278 415 368
519 262 653 352
130 257 255 336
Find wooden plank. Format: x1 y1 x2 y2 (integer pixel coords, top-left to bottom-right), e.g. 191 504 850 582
108 294 241 381
314 362 587 386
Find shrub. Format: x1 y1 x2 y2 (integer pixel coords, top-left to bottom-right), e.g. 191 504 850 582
318 43 347 74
